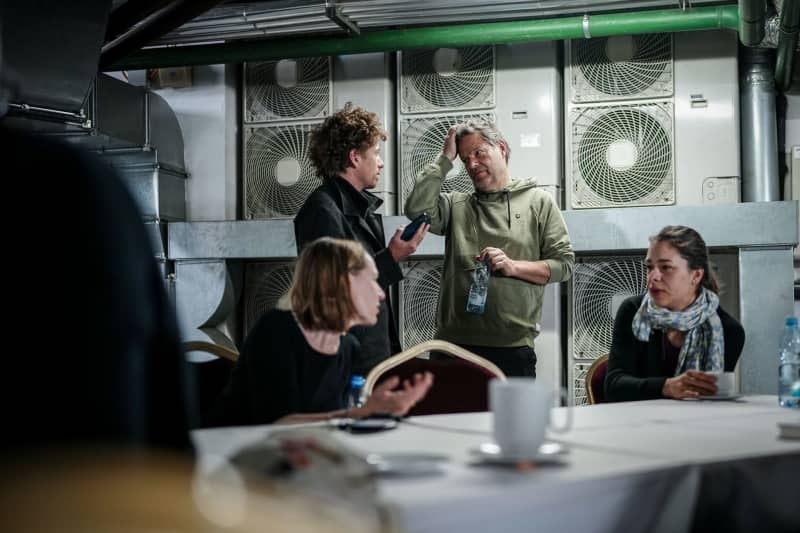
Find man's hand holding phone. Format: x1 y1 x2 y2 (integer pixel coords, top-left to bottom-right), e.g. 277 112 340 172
388 212 430 262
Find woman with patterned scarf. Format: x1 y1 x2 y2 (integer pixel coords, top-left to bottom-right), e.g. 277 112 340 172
605 226 745 402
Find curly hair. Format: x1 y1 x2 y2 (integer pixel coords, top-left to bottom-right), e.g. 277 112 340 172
307 102 387 179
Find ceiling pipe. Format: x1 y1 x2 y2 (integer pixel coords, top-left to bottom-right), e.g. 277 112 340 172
104 0 174 43
774 0 800 91
105 5 739 70
739 0 768 45
100 0 226 70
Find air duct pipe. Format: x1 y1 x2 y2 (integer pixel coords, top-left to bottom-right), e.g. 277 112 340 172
774 0 800 92
105 5 739 70
739 0 768 45
740 47 780 202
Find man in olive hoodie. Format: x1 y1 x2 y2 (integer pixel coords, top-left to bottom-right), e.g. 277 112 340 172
405 121 574 377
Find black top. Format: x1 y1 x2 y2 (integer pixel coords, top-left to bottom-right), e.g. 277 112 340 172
605 294 746 402
209 309 358 426
294 177 403 374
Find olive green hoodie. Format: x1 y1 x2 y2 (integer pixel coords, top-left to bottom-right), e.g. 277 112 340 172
405 155 574 348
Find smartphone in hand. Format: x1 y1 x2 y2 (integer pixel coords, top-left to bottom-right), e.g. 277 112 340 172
400 212 430 241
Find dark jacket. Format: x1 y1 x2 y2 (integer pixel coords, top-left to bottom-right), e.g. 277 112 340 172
605 294 745 402
294 177 403 375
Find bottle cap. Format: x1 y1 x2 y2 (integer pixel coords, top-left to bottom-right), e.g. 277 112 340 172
350 375 365 387
786 316 798 327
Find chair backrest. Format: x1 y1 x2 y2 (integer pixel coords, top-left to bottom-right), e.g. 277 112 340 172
585 353 610 405
364 340 506 416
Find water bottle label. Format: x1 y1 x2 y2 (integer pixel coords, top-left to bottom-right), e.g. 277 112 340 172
466 260 489 314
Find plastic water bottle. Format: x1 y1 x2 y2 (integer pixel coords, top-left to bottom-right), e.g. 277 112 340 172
348 375 365 410
778 316 800 408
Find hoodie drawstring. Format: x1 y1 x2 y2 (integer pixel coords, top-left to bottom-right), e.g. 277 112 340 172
506 191 511 229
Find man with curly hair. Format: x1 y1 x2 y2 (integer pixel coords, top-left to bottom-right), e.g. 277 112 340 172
295 103 428 375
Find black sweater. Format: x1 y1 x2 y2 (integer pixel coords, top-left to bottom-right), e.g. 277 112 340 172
605 294 745 402
209 310 358 425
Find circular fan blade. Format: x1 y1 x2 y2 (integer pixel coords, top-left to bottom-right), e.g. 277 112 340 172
245 58 330 121
245 264 295 335
575 34 672 99
573 103 673 206
573 258 647 360
400 262 443 349
245 124 323 217
401 46 494 112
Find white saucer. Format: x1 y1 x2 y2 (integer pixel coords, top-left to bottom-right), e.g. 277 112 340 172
470 442 568 465
692 393 742 401
365 452 449 475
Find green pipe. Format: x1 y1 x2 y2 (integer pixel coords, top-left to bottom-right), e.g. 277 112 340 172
739 0 767 46
106 5 738 71
775 0 800 92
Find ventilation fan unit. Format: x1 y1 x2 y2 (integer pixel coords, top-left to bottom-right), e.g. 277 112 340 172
399 261 443 351
400 46 495 114
399 112 495 205
570 256 647 361
244 57 331 122
572 362 593 406
243 262 295 336
568 255 647 406
570 34 673 103
569 102 674 209
244 122 323 219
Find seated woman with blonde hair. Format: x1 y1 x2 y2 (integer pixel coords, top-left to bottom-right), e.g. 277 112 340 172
210 237 433 425
605 225 745 402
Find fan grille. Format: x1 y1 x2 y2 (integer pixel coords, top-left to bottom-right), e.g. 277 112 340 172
571 103 673 208
400 113 495 209
399 261 443 350
572 362 592 406
244 123 322 218
572 256 647 361
400 46 495 113
244 58 331 122
244 262 295 335
571 34 673 102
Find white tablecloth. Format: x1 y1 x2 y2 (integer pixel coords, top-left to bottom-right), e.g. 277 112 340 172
192 395 800 533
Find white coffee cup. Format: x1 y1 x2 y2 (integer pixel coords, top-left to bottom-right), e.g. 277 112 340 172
706 371 735 396
489 378 571 459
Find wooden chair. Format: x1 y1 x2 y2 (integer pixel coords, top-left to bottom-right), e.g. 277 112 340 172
585 353 610 405
183 340 240 362
364 340 506 416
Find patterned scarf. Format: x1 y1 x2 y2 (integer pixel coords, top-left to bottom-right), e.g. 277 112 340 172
631 288 725 374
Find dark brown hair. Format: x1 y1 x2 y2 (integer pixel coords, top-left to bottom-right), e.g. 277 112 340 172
290 237 368 331
454 120 511 163
650 225 719 294
307 102 387 179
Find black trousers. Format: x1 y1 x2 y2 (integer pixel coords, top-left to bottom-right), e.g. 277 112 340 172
432 344 537 378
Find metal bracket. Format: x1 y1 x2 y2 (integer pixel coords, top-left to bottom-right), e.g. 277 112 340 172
677 0 693 11
325 1 360 35
582 14 591 39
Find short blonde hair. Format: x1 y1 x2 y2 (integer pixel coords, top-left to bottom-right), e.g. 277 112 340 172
290 237 368 331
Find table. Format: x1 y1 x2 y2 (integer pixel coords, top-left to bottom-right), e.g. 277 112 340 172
192 396 800 533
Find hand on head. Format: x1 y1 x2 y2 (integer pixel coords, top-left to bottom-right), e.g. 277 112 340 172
443 125 460 161
662 369 718 399
388 223 429 262
360 372 434 417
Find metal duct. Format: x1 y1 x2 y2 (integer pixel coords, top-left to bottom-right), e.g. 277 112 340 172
740 47 780 201
2 0 111 117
